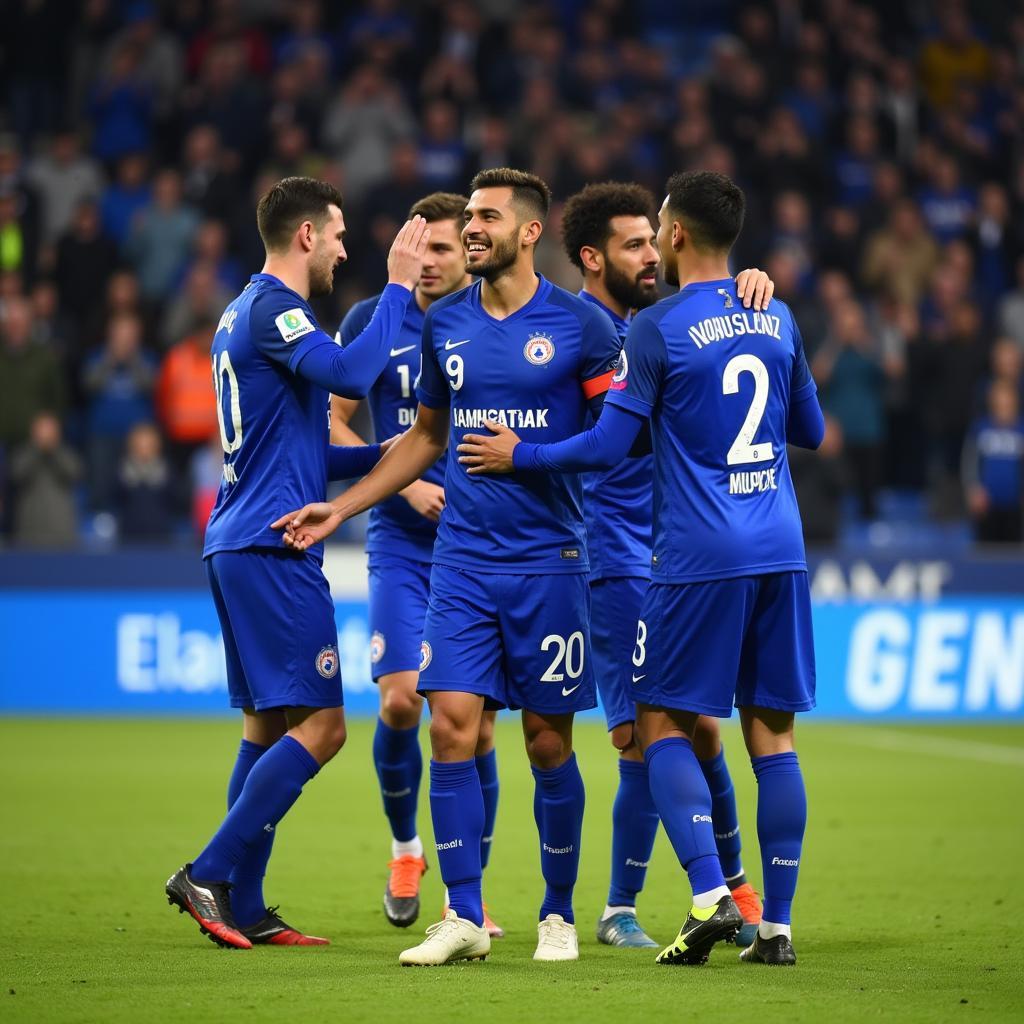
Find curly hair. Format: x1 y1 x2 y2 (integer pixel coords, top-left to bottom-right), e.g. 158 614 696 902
560 182 656 271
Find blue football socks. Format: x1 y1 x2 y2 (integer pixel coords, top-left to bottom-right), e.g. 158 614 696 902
429 759 484 926
372 718 422 844
607 758 660 907
475 748 499 871
752 751 806 926
531 753 585 923
699 746 744 879
192 735 320 883
225 738 273 927
645 737 726 902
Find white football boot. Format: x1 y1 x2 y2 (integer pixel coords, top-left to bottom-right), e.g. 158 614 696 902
399 909 490 966
533 914 579 961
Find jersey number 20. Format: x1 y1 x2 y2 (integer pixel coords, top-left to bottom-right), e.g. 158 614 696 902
723 354 774 466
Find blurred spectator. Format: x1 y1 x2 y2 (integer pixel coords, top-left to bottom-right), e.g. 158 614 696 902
996 256 1024 349
161 262 231 349
971 182 1015 312
55 200 119 325
916 152 977 244
418 99 466 191
861 198 940 306
919 7 992 111
9 412 81 548
179 124 239 217
813 300 886 519
88 42 154 164
963 380 1024 544
790 414 846 544
155 322 219 505
190 434 224 539
26 131 105 247
99 153 151 247
117 422 174 541
125 170 199 303
82 312 156 510
0 296 65 452
0 192 33 284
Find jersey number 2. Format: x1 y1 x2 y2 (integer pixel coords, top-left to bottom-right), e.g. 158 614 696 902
722 354 774 465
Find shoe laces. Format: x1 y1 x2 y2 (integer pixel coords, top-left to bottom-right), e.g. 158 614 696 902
388 855 425 898
424 913 461 941
263 905 286 926
730 884 763 923
538 918 572 948
614 913 645 936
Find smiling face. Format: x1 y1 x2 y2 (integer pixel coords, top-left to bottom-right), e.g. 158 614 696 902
462 186 529 281
601 214 661 310
418 217 469 299
308 204 347 296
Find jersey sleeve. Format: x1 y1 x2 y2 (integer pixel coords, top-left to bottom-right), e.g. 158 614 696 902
338 297 377 347
790 314 816 402
578 305 625 400
249 288 335 372
604 314 667 417
415 306 448 409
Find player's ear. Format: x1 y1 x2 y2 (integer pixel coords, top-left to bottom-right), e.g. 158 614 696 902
672 218 686 253
520 218 543 248
579 245 602 274
297 219 316 253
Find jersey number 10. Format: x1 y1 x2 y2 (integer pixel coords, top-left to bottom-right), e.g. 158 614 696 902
213 350 243 456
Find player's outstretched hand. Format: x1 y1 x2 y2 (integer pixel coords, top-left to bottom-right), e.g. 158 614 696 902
270 502 343 551
457 420 520 475
735 267 774 311
387 215 431 292
401 479 446 521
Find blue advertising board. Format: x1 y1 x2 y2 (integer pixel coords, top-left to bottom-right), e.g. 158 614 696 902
1 579 1022 718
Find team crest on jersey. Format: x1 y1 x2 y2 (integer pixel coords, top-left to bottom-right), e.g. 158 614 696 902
717 288 734 309
315 645 339 678
524 332 555 365
419 641 433 672
370 631 386 664
275 307 315 343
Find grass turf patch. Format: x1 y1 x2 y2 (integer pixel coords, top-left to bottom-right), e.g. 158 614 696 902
2 718 1022 1023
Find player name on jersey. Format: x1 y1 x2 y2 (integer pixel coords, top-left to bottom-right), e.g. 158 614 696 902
451 407 550 429
688 310 783 349
729 467 779 494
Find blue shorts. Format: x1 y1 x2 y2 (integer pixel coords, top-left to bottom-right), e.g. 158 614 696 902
418 564 597 715
632 571 816 718
367 555 432 681
590 576 647 731
206 549 343 711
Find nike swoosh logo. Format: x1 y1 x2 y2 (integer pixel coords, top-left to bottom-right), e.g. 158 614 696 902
562 684 581 697
390 345 415 357
632 673 646 683
445 338 471 350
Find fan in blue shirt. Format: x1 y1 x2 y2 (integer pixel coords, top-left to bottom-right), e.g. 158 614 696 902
166 177 429 953
458 171 825 969
329 193 504 936
274 169 624 966
558 182 776 951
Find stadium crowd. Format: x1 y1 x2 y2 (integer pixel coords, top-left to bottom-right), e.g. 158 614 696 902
1 0 1023 547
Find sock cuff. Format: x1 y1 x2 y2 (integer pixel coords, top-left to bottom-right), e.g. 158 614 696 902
617 757 648 779
278 734 321 778
239 738 270 757
698 746 727 773
429 757 478 789
643 736 692 765
375 717 419 739
475 748 498 780
751 751 800 778
530 751 578 784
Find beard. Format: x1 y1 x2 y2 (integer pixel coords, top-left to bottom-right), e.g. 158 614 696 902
662 257 679 287
309 252 336 297
605 258 660 311
466 232 519 281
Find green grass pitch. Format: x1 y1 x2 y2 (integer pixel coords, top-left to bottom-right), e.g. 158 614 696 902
2 717 1023 1023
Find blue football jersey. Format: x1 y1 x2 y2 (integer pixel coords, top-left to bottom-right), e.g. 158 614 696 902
204 273 339 559
416 275 622 573
340 293 446 561
577 290 653 581
605 278 815 583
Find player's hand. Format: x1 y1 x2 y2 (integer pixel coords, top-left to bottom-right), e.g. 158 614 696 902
400 479 446 521
735 267 774 311
270 502 344 551
457 420 520 475
387 215 431 292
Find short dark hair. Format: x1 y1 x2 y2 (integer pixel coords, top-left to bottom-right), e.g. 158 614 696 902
664 170 745 253
256 176 343 253
468 167 552 221
560 182 656 271
408 192 469 223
